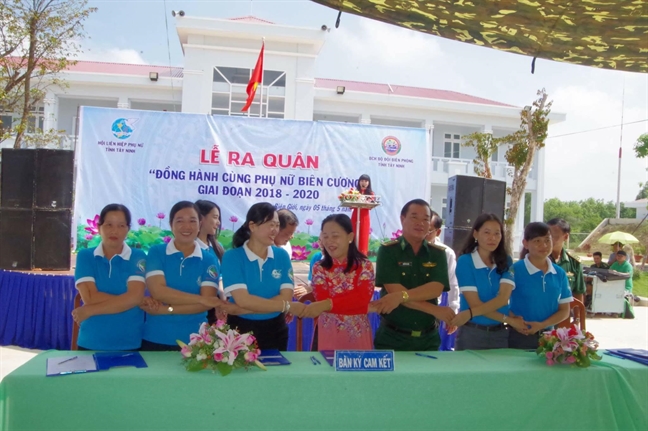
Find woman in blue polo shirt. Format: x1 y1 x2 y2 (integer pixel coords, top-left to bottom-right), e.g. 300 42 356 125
195 199 226 324
141 201 221 351
449 213 526 350
73 204 147 351
195 199 225 261
220 202 306 350
508 222 573 350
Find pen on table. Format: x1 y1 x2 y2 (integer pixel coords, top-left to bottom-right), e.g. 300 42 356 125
312 355 321 365
415 353 438 359
58 356 78 365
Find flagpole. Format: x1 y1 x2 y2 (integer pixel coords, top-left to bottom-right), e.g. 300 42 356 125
260 37 265 118
615 79 625 219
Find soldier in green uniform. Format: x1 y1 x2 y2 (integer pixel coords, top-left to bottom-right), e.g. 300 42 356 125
372 199 455 351
547 218 585 303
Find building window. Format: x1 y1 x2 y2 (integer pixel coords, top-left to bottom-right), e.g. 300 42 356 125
441 198 448 221
492 147 499 162
27 106 44 133
212 66 285 118
444 133 460 159
0 114 13 132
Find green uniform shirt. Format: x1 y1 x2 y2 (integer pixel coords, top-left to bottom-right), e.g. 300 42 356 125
375 236 450 330
610 260 634 292
551 248 585 294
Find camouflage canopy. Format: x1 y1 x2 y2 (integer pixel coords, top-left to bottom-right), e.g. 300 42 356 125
311 0 648 73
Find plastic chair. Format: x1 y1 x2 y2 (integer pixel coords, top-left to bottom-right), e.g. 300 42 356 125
557 298 587 331
295 292 315 352
70 293 81 350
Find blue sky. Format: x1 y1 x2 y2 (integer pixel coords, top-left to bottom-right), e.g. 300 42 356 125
81 0 648 204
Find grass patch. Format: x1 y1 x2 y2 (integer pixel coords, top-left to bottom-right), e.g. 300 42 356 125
633 272 648 298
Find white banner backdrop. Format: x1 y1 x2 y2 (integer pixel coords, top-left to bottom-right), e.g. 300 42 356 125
74 107 429 260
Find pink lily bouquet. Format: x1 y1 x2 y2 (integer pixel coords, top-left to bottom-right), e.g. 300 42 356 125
177 321 265 375
537 324 602 368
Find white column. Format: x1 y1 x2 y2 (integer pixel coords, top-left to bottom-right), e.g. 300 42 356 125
181 69 206 114
117 97 130 110
359 113 371 124
42 93 57 131
294 78 315 121
424 121 434 205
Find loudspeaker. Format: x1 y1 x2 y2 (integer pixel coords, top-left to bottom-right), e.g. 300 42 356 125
446 175 506 229
35 150 74 209
0 209 33 270
0 149 36 208
0 149 74 270
443 227 473 255
33 210 71 270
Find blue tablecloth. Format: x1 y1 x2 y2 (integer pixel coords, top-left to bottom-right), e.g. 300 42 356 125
0 273 454 351
0 270 75 350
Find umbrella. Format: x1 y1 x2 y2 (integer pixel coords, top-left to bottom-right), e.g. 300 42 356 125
312 0 648 73
598 231 639 245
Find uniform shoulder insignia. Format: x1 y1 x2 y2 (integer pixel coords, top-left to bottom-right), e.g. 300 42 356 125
382 239 399 246
428 242 446 252
566 251 581 262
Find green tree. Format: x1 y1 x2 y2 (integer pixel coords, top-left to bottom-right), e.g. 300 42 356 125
461 132 504 178
636 182 648 200
544 197 635 234
0 0 96 148
634 133 648 159
503 89 552 253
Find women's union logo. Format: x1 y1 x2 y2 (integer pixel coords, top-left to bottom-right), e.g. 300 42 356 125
111 118 138 139
381 136 401 156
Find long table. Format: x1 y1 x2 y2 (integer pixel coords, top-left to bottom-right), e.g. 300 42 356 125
1 349 646 430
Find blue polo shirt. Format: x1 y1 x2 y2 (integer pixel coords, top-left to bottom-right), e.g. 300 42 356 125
222 241 294 320
143 241 220 345
74 242 147 350
456 249 515 326
510 256 573 323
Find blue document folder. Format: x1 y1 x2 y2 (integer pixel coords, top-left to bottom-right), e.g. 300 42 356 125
257 349 291 366
46 352 148 376
605 349 648 366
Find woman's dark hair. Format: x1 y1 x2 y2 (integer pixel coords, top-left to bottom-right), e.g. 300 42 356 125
519 222 551 259
319 214 367 273
232 202 277 248
357 174 373 195
98 204 132 228
459 213 509 274
169 201 201 225
547 218 571 234
278 209 299 230
195 199 225 261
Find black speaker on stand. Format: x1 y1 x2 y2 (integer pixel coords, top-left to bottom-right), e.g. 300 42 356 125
0 149 74 270
444 175 507 254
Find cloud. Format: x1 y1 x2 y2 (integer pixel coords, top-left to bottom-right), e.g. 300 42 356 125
545 81 648 203
78 46 147 65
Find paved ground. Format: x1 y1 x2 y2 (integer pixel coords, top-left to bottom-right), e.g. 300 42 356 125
2 262 647 383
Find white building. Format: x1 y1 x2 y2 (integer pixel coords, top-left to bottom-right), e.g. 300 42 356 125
1 15 565 246
624 199 648 220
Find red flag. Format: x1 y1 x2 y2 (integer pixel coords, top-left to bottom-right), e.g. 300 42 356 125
242 42 264 112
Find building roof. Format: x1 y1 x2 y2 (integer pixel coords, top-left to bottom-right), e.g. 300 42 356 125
228 16 275 25
314 78 513 107
65 60 512 107
66 60 183 78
